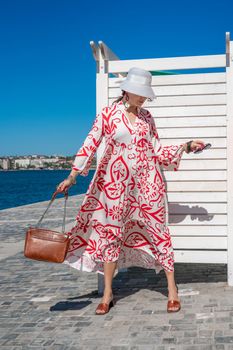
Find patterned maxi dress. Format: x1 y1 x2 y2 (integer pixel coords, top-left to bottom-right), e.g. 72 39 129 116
63 100 185 276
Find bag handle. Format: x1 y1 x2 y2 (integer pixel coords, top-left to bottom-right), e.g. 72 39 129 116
35 189 68 234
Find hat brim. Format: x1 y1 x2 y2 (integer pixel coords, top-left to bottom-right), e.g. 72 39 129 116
120 80 156 100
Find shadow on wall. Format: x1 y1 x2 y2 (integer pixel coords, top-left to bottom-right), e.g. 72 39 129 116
168 203 214 224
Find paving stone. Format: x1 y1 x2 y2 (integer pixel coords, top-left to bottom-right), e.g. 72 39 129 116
0 196 233 348
215 345 226 350
215 337 233 343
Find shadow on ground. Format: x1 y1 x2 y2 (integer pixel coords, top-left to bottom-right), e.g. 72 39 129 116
50 262 227 311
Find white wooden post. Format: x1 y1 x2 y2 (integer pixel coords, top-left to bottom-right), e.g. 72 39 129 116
226 33 233 286
93 41 126 294
95 44 109 295
98 41 126 78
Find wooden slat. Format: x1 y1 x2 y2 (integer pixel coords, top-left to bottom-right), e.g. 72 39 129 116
166 181 226 192
158 127 226 138
169 214 227 226
148 106 227 117
109 84 226 98
175 159 226 170
180 149 226 159
167 192 227 202
164 170 226 181
169 225 227 236
168 202 227 214
109 72 226 86
155 105 227 117
108 102 227 116
172 236 227 249
146 98 226 109
155 116 226 128
108 54 226 73
173 250 227 264
161 138 226 148
111 94 226 106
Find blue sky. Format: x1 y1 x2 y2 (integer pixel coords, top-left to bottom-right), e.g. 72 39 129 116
0 0 232 156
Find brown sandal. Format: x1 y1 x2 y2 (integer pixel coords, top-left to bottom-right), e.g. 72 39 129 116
95 298 115 315
167 284 181 313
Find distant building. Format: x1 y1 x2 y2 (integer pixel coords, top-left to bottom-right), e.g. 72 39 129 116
40 158 59 163
14 159 30 168
2 159 10 170
0 155 76 170
30 159 44 168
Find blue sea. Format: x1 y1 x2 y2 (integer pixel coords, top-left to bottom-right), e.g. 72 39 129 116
0 170 95 211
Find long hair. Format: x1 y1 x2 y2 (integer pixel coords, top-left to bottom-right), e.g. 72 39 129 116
112 90 126 105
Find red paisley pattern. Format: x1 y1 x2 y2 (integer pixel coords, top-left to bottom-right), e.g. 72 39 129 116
63 101 185 276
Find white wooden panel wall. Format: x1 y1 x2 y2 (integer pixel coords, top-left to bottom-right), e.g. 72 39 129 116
108 68 227 265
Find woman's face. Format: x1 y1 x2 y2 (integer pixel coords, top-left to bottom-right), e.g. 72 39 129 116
126 92 147 107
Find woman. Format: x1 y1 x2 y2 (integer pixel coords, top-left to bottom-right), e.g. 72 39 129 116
57 67 206 315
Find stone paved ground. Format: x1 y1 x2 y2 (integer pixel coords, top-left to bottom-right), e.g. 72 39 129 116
0 195 233 350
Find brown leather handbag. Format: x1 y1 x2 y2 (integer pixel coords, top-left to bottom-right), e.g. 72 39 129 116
24 189 71 263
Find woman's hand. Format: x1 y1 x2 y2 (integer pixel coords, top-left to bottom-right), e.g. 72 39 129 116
184 140 206 153
56 175 77 193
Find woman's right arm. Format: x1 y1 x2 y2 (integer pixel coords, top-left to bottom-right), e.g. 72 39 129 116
56 107 108 192
56 169 80 193
71 106 109 176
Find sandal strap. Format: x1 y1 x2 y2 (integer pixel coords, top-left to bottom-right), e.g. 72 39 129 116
167 299 181 309
96 302 110 313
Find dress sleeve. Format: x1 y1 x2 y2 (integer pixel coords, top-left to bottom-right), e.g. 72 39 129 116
150 113 186 171
72 107 108 176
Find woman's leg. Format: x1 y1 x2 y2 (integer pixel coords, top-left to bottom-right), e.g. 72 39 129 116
103 261 117 296
96 261 117 314
164 269 180 311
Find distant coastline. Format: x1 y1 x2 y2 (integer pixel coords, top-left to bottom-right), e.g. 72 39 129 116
0 167 96 172
0 169 95 210
0 155 97 171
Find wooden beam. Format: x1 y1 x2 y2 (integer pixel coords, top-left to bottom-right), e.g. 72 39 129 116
98 41 119 61
90 41 99 61
109 55 227 73
226 38 233 286
98 41 126 77
90 41 100 73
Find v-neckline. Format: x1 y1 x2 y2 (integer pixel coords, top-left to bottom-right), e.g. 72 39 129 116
124 110 138 129
117 101 141 130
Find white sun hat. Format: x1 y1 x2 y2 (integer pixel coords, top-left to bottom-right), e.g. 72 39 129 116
120 67 156 100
